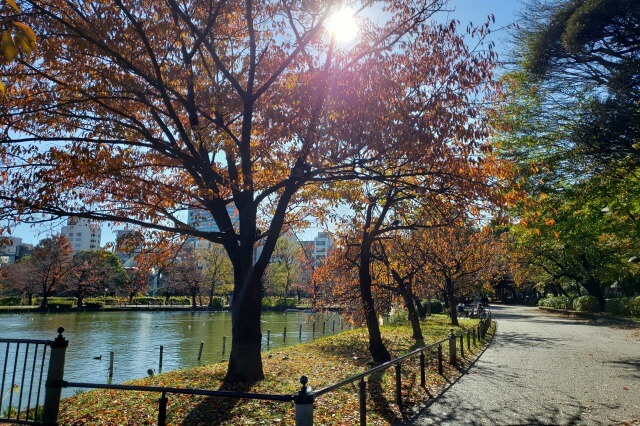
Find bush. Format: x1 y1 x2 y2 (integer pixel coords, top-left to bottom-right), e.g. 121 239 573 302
387 308 408 325
168 296 190 305
44 298 75 309
102 297 119 306
262 297 297 310
209 297 225 309
0 297 23 306
630 297 640 318
538 295 574 310
422 299 443 314
605 298 631 316
573 296 599 313
82 300 105 309
132 296 164 305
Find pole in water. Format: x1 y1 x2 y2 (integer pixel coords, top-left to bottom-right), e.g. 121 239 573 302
198 341 204 361
159 345 163 372
283 326 287 342
108 351 114 378
312 322 316 337
222 336 226 355
332 320 335 332
299 324 302 340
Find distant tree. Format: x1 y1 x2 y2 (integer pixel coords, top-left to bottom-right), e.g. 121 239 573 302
198 243 233 306
30 236 73 308
1 256 38 304
164 249 204 308
64 250 124 307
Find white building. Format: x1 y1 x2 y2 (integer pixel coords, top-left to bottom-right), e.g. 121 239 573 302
187 204 239 249
60 218 102 252
0 237 33 264
313 232 332 263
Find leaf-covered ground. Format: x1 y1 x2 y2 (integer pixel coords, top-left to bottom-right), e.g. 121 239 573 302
58 315 492 425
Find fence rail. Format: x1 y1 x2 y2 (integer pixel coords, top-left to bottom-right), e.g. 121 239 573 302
0 313 493 426
0 337 51 424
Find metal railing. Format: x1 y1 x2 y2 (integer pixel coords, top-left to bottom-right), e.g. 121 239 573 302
0 336 52 424
1 314 493 425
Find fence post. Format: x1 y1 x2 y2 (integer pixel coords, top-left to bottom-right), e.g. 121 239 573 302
157 392 167 426
448 329 457 365
42 327 68 426
459 334 465 359
359 377 366 426
467 331 471 352
294 376 314 426
419 352 426 387
472 328 476 346
437 344 443 375
395 363 402 407
108 352 114 379
478 321 483 340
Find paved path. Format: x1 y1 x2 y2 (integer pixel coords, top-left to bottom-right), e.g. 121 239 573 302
408 305 640 425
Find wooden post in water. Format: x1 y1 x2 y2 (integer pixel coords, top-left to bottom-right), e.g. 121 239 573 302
159 346 163 372
322 322 326 335
299 324 302 340
108 351 114 379
312 323 316 337
267 329 271 345
283 326 287 342
197 341 204 361
222 336 226 355
332 320 335 332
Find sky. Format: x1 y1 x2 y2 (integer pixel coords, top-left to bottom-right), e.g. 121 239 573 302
8 0 524 247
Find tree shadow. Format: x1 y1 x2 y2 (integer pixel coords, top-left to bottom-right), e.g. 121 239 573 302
180 382 252 425
367 370 404 424
605 358 640 380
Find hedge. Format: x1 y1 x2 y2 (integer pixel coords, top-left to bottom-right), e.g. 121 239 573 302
538 295 574 310
572 296 599 313
421 299 444 314
0 297 23 306
132 296 164 305
209 297 225 309
262 297 297 310
605 298 631 316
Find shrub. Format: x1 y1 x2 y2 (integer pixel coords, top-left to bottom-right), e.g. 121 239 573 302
168 296 190 305
573 296 599 313
422 299 443 314
102 297 119 306
262 297 297 310
133 296 164 305
44 298 75 309
209 297 225 309
538 295 574 310
387 308 409 325
630 297 640 318
82 300 105 309
605 298 631 316
0 297 23 306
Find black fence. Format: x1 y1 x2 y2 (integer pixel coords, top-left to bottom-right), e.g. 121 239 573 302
0 313 492 425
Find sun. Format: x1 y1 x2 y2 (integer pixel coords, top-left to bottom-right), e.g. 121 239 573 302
327 6 359 43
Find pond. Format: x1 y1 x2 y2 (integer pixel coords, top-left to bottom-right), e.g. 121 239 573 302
0 310 344 399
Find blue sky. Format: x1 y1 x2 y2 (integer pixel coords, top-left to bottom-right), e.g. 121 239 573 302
10 0 524 246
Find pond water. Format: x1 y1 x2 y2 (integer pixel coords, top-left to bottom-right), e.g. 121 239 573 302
0 310 343 399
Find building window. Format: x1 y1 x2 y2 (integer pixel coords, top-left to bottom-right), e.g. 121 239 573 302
316 240 326 245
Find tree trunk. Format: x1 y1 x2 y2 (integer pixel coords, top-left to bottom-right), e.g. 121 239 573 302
583 277 606 312
414 296 427 318
191 293 197 308
225 262 264 383
446 278 459 326
359 247 391 363
394 273 423 343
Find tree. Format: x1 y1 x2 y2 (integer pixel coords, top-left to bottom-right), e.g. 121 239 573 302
198 243 233 306
417 223 497 326
494 0 640 307
0 0 497 382
0 0 37 96
64 250 124 307
164 249 204 308
1 256 39 304
30 235 73 308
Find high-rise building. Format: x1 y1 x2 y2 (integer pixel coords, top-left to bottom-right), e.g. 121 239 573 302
60 218 102 252
0 237 33 264
313 232 332 263
187 204 239 249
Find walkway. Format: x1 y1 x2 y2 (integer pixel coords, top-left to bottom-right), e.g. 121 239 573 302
407 304 640 425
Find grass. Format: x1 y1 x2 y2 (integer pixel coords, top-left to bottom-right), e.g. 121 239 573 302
58 314 493 425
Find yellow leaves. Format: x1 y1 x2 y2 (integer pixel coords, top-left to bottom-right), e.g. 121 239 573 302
5 0 19 12
544 217 555 226
1 30 17 61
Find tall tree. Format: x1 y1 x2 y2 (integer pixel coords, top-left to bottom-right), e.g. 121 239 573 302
64 250 124 307
30 235 73 308
1 0 496 382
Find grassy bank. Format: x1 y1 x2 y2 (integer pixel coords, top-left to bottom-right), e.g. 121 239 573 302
58 314 492 425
